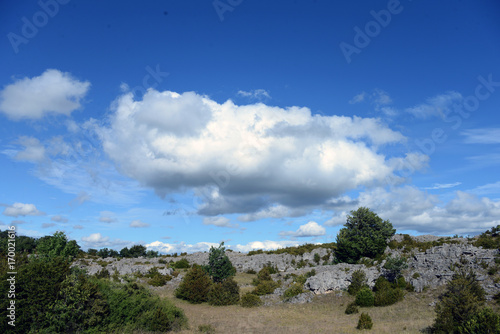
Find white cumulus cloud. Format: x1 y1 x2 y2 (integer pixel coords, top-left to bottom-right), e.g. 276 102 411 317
3 203 45 217
0 69 90 120
280 221 326 238
98 89 412 217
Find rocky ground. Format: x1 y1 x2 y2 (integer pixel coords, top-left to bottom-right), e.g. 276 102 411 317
72 234 500 304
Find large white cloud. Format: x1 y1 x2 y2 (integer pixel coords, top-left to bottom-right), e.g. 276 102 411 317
98 89 415 216
0 69 90 120
3 203 45 217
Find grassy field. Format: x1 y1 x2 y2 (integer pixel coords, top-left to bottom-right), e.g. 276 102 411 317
152 273 440 334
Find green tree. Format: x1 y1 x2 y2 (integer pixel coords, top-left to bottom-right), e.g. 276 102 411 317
432 269 487 333
207 242 236 283
36 231 80 260
335 207 395 264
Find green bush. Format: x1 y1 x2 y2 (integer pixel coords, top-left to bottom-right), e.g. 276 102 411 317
283 283 304 299
432 269 486 333
335 207 395 264
256 266 272 282
100 281 187 332
348 270 368 296
374 286 404 307
461 307 500 333
357 313 373 330
253 280 280 295
245 269 257 274
208 278 240 306
146 267 172 286
383 256 408 282
345 302 359 315
372 276 404 307
198 324 216 333
36 231 80 260
240 292 263 307
95 268 110 279
175 265 213 303
172 258 190 269
355 287 374 307
474 225 500 249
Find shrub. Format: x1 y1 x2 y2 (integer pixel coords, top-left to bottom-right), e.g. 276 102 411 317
208 278 240 306
374 285 404 307
432 269 486 333
95 268 110 279
357 313 373 330
348 270 368 296
172 258 190 269
175 265 212 303
36 231 80 260
461 307 500 333
314 253 321 264
412 272 421 279
256 266 272 282
397 276 407 290
383 256 408 282
198 324 216 333
207 242 236 283
335 207 395 264
253 280 280 295
240 292 263 307
345 302 359 315
355 287 374 307
245 269 257 274
283 283 304 299
100 281 187 332
146 267 172 286
372 276 404 306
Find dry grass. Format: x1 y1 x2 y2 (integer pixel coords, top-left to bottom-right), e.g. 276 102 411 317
153 274 439 334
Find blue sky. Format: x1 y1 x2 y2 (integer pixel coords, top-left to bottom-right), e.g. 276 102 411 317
1 0 499 253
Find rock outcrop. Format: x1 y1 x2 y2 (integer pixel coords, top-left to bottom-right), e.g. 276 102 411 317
73 235 500 301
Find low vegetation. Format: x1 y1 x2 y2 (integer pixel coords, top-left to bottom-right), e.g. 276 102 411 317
0 232 186 333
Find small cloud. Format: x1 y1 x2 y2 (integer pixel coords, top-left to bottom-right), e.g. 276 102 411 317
0 69 90 121
349 92 366 104
81 233 130 249
73 225 84 229
3 203 45 218
161 236 171 239
69 191 91 206
237 89 271 100
51 215 69 223
42 223 56 228
203 216 239 228
99 211 117 223
280 221 326 238
130 219 150 228
13 136 46 162
11 220 28 224
372 89 392 105
462 128 500 144
405 91 462 119
423 182 462 190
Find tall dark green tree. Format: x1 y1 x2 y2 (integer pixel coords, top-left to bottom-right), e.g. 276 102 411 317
335 207 395 264
207 242 236 283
